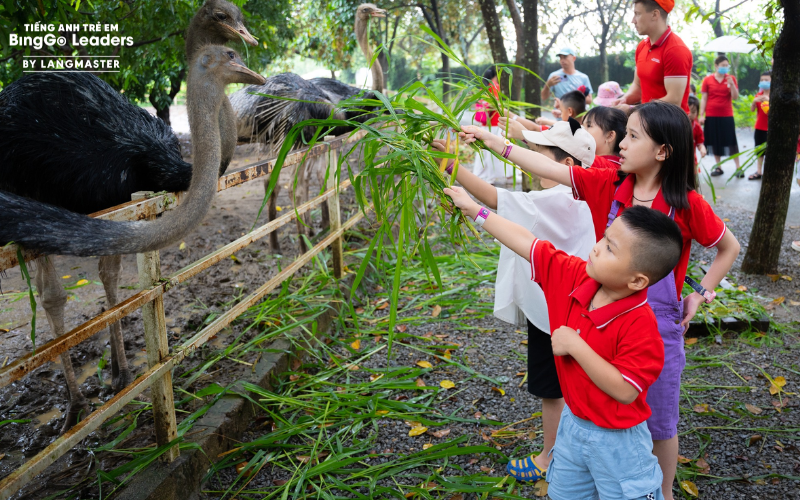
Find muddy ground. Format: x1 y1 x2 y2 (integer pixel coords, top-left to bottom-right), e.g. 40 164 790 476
0 138 368 499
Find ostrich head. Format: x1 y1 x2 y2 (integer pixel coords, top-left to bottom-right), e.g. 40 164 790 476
354 4 386 92
186 0 257 61
195 46 266 87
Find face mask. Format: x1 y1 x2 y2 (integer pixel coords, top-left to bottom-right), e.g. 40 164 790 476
759 80 771 90
717 66 730 75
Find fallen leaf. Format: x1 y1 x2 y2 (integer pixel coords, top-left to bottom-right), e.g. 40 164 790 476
423 443 433 450
405 420 422 427
348 364 360 371
75 279 89 286
520 340 528 345
480 466 494 473
723 218 730 222
693 403 711 413
273 479 288 486
417 360 433 369
404 492 416 499
516 371 526 377
415 378 426 388
685 337 698 345
409 426 428 437
351 339 361 350
491 387 506 396
428 428 451 438
275 206 282 212
773 376 787 387
396 324 408 333
532 479 549 497
376 410 389 415
782 275 793 281
737 285 748 291
773 296 786 305
440 380 455 389
435 334 449 339
374 335 382 342
432 305 442 317
465 308 476 313
749 434 762 446
370 373 384 382
746 403 763 415
469 458 479 465
769 384 780 395
236 461 253 476
355 307 365 314
677 455 691 464
768 274 781 282
179 241 186 250
61 275 71 279
790 300 800 306
695 458 710 473
376 302 389 310
289 374 301 382
680 480 699 497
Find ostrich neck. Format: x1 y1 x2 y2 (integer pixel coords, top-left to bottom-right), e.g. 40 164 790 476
356 19 383 91
131 77 223 250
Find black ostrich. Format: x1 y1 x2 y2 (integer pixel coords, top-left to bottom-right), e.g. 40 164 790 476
230 3 386 252
0 0 257 433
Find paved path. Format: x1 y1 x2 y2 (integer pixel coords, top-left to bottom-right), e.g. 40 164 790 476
699 127 800 224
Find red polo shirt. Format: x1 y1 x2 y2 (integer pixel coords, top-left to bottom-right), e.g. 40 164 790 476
755 90 769 131
692 119 705 165
592 155 621 170
701 74 738 118
635 26 692 113
530 239 664 429
570 167 727 300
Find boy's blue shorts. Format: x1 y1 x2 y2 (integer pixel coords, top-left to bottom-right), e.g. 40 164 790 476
546 405 664 500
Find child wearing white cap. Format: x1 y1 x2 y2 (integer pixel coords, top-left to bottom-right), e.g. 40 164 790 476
432 118 596 482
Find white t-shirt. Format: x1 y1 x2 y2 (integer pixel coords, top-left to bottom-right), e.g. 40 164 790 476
494 184 596 332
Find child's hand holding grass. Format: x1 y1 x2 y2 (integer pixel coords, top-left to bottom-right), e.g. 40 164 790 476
443 186 479 218
459 125 503 152
496 116 526 141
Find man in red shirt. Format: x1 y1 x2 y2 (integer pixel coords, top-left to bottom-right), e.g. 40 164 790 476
614 0 692 113
445 183 683 500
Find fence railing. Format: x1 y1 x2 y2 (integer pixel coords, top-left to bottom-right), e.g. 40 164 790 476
0 129 370 499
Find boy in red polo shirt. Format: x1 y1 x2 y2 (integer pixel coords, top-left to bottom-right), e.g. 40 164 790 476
445 184 683 500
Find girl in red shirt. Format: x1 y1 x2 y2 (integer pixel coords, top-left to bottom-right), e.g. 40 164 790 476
749 71 771 180
582 106 627 169
700 56 742 177
459 101 740 500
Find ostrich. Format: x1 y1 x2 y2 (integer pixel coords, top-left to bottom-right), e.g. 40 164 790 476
0 0 257 432
230 3 386 252
0 47 265 430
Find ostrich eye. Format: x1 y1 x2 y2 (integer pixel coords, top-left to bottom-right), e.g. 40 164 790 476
227 51 235 60
214 12 227 21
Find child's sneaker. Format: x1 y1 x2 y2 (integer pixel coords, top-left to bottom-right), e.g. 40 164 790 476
506 454 546 481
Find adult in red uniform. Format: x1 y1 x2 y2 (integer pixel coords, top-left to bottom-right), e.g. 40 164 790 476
701 56 742 177
613 0 692 114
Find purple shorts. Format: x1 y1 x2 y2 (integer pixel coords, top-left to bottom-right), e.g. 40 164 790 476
645 301 686 441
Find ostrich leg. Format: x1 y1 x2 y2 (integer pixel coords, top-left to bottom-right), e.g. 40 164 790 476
98 255 133 392
34 256 91 433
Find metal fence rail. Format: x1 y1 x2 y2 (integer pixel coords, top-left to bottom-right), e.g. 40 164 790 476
0 129 369 499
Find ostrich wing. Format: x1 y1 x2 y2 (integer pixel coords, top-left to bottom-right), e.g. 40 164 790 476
0 72 191 214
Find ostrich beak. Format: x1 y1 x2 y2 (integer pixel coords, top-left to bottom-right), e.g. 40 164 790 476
227 23 258 47
370 9 387 17
230 60 266 85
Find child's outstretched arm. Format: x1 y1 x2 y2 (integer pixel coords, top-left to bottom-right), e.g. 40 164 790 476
444 186 534 260
459 125 572 187
431 139 497 209
680 229 741 328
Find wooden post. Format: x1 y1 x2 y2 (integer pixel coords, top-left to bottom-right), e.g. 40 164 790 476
323 136 344 279
132 191 179 462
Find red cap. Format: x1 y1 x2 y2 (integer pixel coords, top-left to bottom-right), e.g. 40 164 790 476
654 0 674 13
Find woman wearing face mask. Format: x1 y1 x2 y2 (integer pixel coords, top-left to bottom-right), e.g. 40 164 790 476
749 71 771 180
700 55 741 177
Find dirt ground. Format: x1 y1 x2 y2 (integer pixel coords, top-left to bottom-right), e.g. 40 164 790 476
0 138 365 499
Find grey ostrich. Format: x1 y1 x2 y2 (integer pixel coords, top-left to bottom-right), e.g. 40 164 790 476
0 46 264 430
0 0 258 432
230 3 386 253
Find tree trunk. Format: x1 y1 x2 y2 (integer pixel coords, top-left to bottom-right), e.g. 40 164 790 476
148 69 185 127
476 0 510 94
504 0 525 101
741 0 800 274
599 38 609 83
521 0 539 192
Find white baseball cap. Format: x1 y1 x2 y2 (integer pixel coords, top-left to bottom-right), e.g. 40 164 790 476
521 118 595 167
